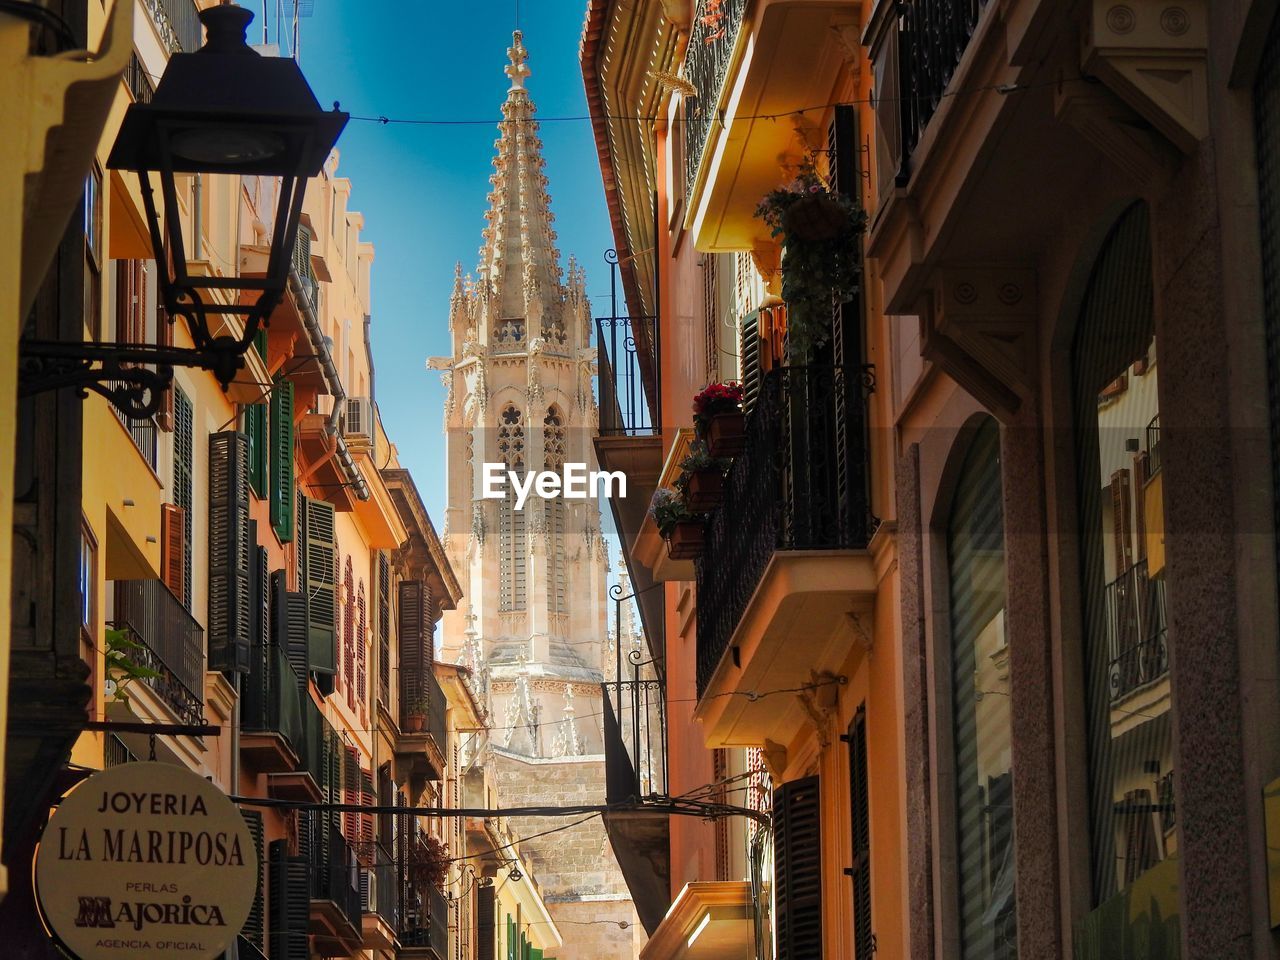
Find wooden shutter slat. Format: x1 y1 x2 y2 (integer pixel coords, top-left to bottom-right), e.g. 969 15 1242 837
477 883 496 960
241 808 265 949
304 495 337 680
160 503 186 600
774 775 823 960
398 580 428 715
269 839 309 960
848 708 873 960
208 430 251 673
270 376 295 542
357 580 368 708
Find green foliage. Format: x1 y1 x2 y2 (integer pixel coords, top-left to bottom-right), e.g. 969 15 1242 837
755 158 868 363
649 488 697 538
104 627 162 704
675 441 729 495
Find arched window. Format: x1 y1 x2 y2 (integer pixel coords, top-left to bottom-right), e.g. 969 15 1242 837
947 417 1015 959
343 556 355 709
498 404 527 611
544 406 567 614
1071 203 1173 913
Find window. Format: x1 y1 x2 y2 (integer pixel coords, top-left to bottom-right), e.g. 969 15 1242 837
947 417 1015 959
543 406 566 614
173 387 194 609
498 405 527 611
703 255 719 382
79 520 97 638
84 167 103 340
113 259 147 344
1071 203 1175 924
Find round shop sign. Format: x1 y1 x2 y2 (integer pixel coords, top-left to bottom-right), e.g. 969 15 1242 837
35 761 257 960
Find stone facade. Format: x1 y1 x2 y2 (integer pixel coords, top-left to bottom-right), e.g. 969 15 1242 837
432 32 639 958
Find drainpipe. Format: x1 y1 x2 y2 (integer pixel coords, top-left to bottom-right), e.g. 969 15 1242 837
287 266 370 501
192 174 203 260
363 312 375 403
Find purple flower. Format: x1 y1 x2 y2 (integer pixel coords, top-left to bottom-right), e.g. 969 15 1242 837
809 184 821 193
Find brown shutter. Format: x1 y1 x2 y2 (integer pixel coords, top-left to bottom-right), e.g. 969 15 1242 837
161 503 186 599
343 745 360 844
360 766 375 864
848 707 873 960
476 883 496 960
774 775 823 960
398 580 428 716
357 581 368 708
1110 468 1133 574
155 300 174 431
377 552 391 707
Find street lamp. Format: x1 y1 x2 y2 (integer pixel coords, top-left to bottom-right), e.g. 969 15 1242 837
19 1 347 417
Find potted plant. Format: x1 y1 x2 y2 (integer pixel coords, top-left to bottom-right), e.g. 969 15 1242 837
103 626 161 704
650 488 706 560
407 830 449 891
755 157 867 363
403 699 429 733
693 381 745 457
676 441 729 512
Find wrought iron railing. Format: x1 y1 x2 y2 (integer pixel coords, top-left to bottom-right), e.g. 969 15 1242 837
1105 559 1169 702
603 668 667 803
400 884 448 956
304 811 363 930
401 658 447 750
144 0 204 53
1146 415 1161 478
597 314 660 435
872 0 991 198
362 843 400 929
695 365 875 697
111 579 204 725
125 53 155 104
683 0 748 197
110 405 158 469
242 643 305 755
105 733 137 768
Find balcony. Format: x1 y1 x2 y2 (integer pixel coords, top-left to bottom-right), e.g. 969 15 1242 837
399 884 449 959
603 677 671 936
361 843 400 950
694 365 877 747
1106 560 1169 705
681 0 855 250
110 579 204 726
241 643 305 773
143 0 204 54
107 388 157 471
264 695 326 803
396 667 446 792
304 811 364 955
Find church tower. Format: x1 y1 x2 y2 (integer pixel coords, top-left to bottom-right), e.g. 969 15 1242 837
431 32 640 958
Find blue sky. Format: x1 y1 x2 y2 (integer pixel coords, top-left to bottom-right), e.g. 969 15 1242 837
274 1 616 524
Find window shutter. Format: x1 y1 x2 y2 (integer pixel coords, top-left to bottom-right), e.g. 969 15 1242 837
161 503 186 600
241 809 265 949
343 745 360 844
360 766 375 862
740 309 762 415
285 589 310 697
848 708 873 959
378 552 391 707
173 388 194 608
302 494 337 679
344 559 355 709
1110 468 1133 574
477 883 496 960
248 525 268 651
155 302 174 431
357 581 368 707
245 402 268 498
774 775 823 960
269 839 309 960
270 376 295 542
398 580 429 716
208 430 251 673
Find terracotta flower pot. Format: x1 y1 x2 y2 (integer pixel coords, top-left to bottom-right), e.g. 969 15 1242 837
685 469 725 512
707 411 746 457
403 714 426 734
665 519 706 560
781 193 849 242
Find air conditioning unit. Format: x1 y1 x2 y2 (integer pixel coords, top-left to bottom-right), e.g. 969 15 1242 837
361 867 377 913
344 397 376 459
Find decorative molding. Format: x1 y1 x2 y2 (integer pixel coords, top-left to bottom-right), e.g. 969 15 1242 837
761 739 788 783
1083 0 1209 153
921 266 1038 420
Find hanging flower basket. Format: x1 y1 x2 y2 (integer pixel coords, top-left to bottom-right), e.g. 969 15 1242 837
692 381 744 439
781 192 851 242
665 519 707 560
685 469 726 512
707 411 746 457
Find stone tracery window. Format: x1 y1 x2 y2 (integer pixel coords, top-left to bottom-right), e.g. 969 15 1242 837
498 404 527 610
544 405 567 613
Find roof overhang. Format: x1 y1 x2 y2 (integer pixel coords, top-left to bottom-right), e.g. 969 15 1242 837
639 881 755 960
383 467 462 609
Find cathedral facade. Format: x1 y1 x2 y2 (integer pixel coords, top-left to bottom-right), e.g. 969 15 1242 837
431 32 641 958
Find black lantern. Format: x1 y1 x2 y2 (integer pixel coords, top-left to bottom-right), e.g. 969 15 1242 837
20 2 346 417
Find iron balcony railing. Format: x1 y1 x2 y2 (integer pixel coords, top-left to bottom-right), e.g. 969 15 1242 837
106 382 158 469
400 884 449 956
144 0 204 53
242 643 305 757
696 365 875 697
401 660 448 750
603 673 667 804
596 314 660 436
1146 415 1162 478
872 0 991 201
304 811 363 931
684 0 748 197
111 578 205 725
105 734 136 768
1105 559 1169 702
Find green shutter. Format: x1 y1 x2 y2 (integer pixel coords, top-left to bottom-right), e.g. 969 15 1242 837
208 431 252 673
245 402 268 497
507 916 516 960
303 494 337 679
270 376 295 542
